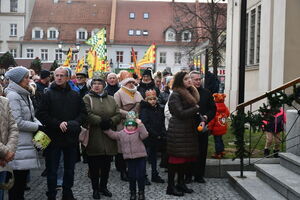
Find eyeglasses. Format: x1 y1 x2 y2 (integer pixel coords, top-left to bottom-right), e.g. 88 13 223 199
55 74 66 78
76 76 85 79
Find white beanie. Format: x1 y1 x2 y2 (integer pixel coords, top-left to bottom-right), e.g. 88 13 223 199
5 66 29 84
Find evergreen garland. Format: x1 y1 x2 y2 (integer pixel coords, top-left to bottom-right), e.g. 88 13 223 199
231 84 300 160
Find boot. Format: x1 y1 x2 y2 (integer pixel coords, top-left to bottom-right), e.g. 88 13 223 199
130 191 136 200
151 175 165 183
138 191 145 200
264 149 270 157
273 150 279 158
176 183 194 193
92 190 100 199
166 186 184 196
184 175 192 184
121 171 129 182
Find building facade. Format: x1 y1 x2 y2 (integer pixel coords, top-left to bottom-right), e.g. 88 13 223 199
225 0 300 111
0 0 35 57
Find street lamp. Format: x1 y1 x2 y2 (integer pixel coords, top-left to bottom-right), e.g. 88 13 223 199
57 41 80 54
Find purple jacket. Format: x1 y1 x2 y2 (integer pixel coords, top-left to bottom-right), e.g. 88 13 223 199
104 124 148 159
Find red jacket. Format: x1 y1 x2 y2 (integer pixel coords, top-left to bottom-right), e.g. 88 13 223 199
208 102 230 136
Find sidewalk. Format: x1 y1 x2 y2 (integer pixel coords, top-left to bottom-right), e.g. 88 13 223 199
24 159 243 200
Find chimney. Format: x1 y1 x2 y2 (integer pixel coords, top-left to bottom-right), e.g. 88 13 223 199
54 0 59 3
109 0 117 43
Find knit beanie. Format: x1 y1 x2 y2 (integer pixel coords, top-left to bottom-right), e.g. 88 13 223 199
5 66 29 84
124 111 138 127
142 69 153 79
40 70 50 79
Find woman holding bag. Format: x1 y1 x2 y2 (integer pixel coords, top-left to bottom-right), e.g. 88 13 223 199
5 66 43 200
83 73 121 199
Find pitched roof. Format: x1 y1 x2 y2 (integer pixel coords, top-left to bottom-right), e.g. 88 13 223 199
114 1 178 46
23 0 112 42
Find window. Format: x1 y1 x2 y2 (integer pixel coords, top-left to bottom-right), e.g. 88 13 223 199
256 5 261 64
41 49 48 61
55 49 62 61
131 51 138 63
128 29 134 36
143 30 148 36
182 31 191 42
116 51 123 63
166 29 176 42
159 52 166 64
35 30 41 38
245 5 261 66
77 28 87 40
32 27 43 39
9 49 17 58
10 24 17 36
129 12 135 19
26 49 34 58
143 13 149 19
174 52 181 64
136 30 141 36
47 28 58 39
10 0 18 12
249 9 256 65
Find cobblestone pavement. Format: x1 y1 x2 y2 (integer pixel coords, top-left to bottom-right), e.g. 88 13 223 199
25 160 243 200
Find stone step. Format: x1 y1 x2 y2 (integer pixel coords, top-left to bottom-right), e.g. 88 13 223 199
279 152 300 175
227 171 286 200
255 164 300 200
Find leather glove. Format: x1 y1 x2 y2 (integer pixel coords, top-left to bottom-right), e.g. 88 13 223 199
99 118 113 131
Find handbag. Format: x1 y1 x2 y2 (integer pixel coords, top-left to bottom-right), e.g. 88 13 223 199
79 95 93 147
0 165 14 190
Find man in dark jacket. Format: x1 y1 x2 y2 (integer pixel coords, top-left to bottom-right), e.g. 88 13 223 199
37 67 87 200
137 69 160 98
34 70 51 110
190 71 216 183
75 67 89 98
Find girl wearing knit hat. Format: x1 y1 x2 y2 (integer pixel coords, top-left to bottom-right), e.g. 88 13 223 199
104 111 148 200
4 66 43 199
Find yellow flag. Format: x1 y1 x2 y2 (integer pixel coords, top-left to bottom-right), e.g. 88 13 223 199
137 43 156 67
63 48 73 67
75 57 85 74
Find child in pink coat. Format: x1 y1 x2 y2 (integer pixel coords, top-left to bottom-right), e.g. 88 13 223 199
104 111 148 200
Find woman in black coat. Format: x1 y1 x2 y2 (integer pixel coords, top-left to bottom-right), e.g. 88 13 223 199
166 71 200 197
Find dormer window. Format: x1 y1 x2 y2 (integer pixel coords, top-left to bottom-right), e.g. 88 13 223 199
76 28 87 40
91 28 100 36
182 30 191 42
165 28 176 42
32 27 44 39
47 27 59 39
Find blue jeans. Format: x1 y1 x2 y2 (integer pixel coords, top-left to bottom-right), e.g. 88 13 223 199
147 147 158 177
127 157 146 192
0 171 6 200
214 135 224 154
46 145 77 199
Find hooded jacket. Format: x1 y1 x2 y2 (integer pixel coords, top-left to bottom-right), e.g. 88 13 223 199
208 102 230 136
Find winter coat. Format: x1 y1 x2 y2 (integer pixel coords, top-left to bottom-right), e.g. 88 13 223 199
104 124 148 159
83 91 121 156
196 86 216 123
167 86 200 157
77 84 89 99
158 88 171 109
140 101 166 147
208 102 230 136
37 82 87 147
0 97 19 159
263 108 286 133
137 81 160 98
5 82 41 170
105 83 120 96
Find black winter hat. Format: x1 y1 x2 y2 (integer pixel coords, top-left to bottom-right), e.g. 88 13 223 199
40 70 51 79
142 69 152 79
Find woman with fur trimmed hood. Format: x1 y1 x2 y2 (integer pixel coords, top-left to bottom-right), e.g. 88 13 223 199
166 71 200 197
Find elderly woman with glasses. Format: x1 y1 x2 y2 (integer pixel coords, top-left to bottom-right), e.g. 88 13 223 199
113 71 143 182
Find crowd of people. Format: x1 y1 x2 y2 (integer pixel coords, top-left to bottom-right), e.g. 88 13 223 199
0 65 222 200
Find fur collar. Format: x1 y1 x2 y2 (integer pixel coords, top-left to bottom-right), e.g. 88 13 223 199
173 86 200 106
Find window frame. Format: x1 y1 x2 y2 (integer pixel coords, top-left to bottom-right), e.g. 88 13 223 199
76 28 87 40
143 30 148 36
174 52 182 64
9 49 17 58
40 49 48 61
26 49 34 58
55 49 63 61
136 30 141 36
10 24 17 37
129 12 135 19
128 29 134 36
159 52 166 64
10 0 18 12
116 51 124 63
143 13 149 19
32 27 43 39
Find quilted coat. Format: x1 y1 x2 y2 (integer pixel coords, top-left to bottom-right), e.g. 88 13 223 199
167 86 200 157
5 81 40 170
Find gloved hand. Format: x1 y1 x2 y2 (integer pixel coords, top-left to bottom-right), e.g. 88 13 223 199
99 118 113 130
